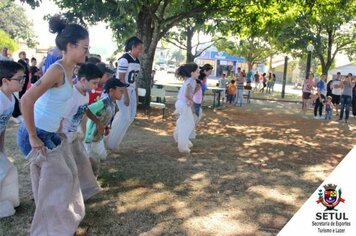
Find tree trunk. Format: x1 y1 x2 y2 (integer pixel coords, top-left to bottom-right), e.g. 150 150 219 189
268 55 273 72
136 9 160 106
326 29 333 74
186 27 195 63
247 61 254 71
318 29 335 76
318 55 328 75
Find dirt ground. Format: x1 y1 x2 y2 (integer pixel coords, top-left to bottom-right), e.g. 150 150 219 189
1 100 355 236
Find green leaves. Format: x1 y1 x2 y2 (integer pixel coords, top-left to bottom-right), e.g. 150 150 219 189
0 30 18 51
214 36 271 70
0 0 37 47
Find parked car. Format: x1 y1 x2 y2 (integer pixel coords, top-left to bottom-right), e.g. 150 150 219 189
154 64 160 71
159 64 167 71
167 65 176 73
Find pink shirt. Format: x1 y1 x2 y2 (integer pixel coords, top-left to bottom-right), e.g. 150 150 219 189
193 88 203 104
303 79 314 93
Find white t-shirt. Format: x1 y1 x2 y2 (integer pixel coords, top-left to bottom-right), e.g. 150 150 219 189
331 79 343 96
116 53 141 89
177 78 196 103
0 55 13 61
218 77 227 89
0 91 15 134
62 86 89 133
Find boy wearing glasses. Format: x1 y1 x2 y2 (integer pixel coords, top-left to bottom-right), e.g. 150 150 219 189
0 61 25 218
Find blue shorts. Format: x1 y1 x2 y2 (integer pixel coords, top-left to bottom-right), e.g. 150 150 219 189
193 103 201 117
17 122 61 156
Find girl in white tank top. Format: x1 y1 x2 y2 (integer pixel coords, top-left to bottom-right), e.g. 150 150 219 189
16 15 90 236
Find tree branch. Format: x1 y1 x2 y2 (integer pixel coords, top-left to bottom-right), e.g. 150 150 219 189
157 0 170 21
194 44 214 57
165 38 187 50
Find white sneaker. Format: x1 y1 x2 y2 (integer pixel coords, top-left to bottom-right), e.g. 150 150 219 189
313 116 319 120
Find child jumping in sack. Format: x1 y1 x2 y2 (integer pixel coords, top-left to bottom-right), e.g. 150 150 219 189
84 78 128 175
0 61 24 218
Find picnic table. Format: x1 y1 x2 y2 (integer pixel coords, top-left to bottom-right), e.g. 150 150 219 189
154 82 226 108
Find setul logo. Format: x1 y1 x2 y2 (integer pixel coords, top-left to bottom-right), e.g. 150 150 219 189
316 184 345 211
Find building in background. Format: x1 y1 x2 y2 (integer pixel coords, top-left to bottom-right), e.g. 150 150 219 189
195 47 245 78
329 63 356 76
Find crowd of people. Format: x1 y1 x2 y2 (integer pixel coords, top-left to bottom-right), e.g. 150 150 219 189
0 15 144 235
215 69 278 106
1 14 213 234
1 13 356 235
302 72 356 122
214 67 356 123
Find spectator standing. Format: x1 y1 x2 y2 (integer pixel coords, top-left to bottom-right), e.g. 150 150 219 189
260 73 267 93
314 74 327 119
227 80 237 104
0 48 13 61
302 73 315 118
352 77 356 117
331 72 343 115
254 71 259 91
235 72 245 107
272 73 276 93
218 73 227 103
338 73 355 123
30 57 41 84
17 51 30 98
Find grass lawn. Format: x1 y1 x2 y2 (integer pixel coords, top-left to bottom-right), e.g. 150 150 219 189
1 100 355 236
252 91 301 102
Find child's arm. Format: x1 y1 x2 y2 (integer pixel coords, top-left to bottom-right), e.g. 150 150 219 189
21 64 66 154
88 99 105 115
85 100 105 143
339 81 345 89
80 115 87 137
0 130 5 153
85 108 104 136
185 85 194 105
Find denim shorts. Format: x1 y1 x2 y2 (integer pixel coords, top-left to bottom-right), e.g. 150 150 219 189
17 122 62 156
193 103 201 117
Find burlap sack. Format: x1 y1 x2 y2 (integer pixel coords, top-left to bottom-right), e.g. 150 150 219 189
68 135 101 201
190 108 203 140
28 140 85 236
173 100 195 153
84 143 106 177
0 152 19 218
85 140 107 161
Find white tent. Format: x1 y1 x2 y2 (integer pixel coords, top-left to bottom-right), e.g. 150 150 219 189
329 63 356 75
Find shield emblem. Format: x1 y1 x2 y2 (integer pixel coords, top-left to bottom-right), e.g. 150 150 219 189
324 190 337 204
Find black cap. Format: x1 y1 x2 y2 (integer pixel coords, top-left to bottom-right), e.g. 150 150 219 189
97 63 115 74
104 78 129 93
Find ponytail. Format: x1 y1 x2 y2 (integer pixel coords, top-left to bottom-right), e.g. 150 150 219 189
124 36 143 52
175 63 198 79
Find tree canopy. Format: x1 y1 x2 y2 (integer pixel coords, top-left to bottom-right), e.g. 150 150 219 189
21 0 356 77
1 0 37 47
265 0 356 74
163 13 224 63
33 0 244 94
215 36 272 71
0 30 18 52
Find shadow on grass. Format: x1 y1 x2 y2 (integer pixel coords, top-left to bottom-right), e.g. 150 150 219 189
1 103 355 236
75 105 355 235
